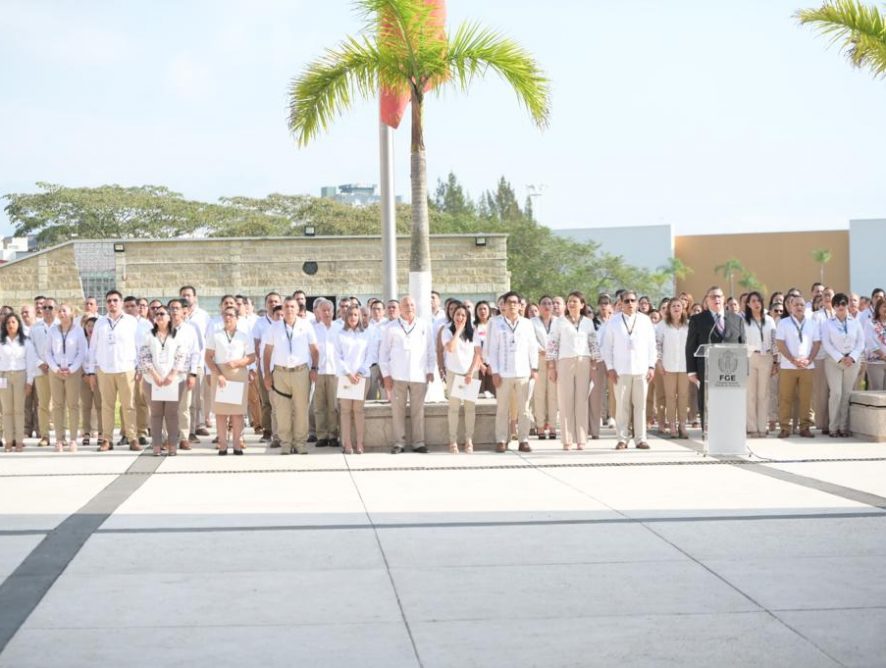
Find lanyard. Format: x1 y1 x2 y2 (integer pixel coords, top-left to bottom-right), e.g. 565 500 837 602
753 317 765 342
542 317 552 335
622 314 637 337
157 332 169 351
833 317 848 336
224 330 236 345
59 325 71 355
399 318 416 337
568 315 583 332
791 316 805 342
284 323 295 353
108 315 122 332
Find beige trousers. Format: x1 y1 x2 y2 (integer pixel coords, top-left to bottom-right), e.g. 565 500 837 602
178 380 193 442
588 363 606 438
339 397 365 448
495 377 530 443
314 373 338 440
34 373 52 437
615 374 648 444
778 368 814 431
867 363 886 391
747 353 773 434
97 369 136 442
812 363 829 430
272 366 310 452
661 370 690 430
391 380 428 448
0 370 27 445
446 372 476 443
80 373 101 436
824 357 861 434
49 370 81 442
556 357 590 446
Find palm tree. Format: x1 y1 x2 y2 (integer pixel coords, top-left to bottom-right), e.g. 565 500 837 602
738 271 766 295
796 1 886 78
714 258 746 299
288 0 550 314
811 248 833 283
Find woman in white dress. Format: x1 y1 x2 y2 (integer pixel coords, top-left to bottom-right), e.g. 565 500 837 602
335 306 372 454
442 305 482 454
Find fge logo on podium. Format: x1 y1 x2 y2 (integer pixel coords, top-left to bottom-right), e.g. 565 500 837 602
714 350 742 388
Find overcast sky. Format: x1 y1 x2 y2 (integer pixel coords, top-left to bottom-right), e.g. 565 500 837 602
2 0 884 238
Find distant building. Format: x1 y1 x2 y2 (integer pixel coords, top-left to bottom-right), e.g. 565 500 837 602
555 224 673 275
320 183 402 207
0 236 33 263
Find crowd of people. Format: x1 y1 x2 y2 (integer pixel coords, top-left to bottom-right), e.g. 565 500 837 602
0 281 882 455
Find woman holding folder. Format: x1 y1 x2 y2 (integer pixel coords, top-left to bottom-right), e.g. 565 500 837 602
334 306 371 454
138 306 188 456
442 304 482 454
205 307 255 456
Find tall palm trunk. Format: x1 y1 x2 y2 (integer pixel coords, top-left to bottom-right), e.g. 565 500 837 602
409 91 432 319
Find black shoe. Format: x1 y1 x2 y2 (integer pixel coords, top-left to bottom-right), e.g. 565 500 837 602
260 431 271 443
138 436 149 446
315 438 329 447
270 439 281 449
218 449 228 456
307 434 318 443
188 433 199 443
413 445 428 454
233 448 244 456
329 438 340 448
391 444 403 454
117 436 129 446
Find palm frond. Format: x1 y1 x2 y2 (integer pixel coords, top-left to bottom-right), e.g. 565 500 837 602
446 21 550 128
288 35 385 146
796 0 886 77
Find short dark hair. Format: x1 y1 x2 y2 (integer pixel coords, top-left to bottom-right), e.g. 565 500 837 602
105 289 122 300
123 296 137 304
179 285 197 296
833 292 849 307
501 290 521 304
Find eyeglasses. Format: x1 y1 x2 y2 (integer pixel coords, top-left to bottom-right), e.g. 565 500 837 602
623 298 637 303
44 305 54 310
505 300 520 305
155 312 169 318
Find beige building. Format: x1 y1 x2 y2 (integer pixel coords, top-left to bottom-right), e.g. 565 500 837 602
676 230 850 302
0 235 509 311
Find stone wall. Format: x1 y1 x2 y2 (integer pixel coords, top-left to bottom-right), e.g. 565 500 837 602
0 235 509 309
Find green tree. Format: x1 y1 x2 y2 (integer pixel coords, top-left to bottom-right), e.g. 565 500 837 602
811 248 832 283
796 1 886 77
287 0 550 315
714 258 746 298
433 172 474 218
657 256 694 294
738 271 766 295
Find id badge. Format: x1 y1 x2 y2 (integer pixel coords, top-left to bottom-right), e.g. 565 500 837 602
107 331 116 345
158 348 170 365
628 338 635 351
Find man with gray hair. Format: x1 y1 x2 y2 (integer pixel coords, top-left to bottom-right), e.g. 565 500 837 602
312 298 339 448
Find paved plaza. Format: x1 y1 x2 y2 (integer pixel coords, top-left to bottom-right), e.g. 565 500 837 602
0 428 885 667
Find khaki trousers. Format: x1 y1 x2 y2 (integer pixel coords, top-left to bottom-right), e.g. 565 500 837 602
34 373 52 438
272 366 310 452
97 369 136 442
768 373 779 423
867 364 886 391
615 374 648 444
0 370 26 445
589 363 606 438
49 370 81 442
178 381 193 442
314 373 338 440
446 372 476 442
652 371 666 426
812 362 829 430
368 365 383 401
189 373 204 431
556 357 590 446
824 357 861 434
533 353 557 429
256 368 274 434
391 380 428 448
778 368 814 431
747 353 773 434
662 370 690 430
247 373 262 429
495 377 530 444
339 398 365 448
80 373 101 436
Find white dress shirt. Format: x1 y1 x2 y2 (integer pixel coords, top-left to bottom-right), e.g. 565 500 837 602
86 313 139 374
485 315 538 379
138 331 188 385
864 319 886 365
531 316 555 355
46 323 88 373
314 322 339 375
776 316 821 370
174 321 201 375
335 328 372 377
656 322 689 373
602 312 657 375
28 319 55 376
546 315 600 361
206 328 252 365
379 317 435 382
744 314 777 355
820 316 865 363
265 319 317 369
441 328 480 375
0 338 37 383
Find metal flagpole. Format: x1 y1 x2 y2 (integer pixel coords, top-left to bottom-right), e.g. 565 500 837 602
379 120 397 302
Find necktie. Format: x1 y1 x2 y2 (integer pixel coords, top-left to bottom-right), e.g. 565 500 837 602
716 313 725 334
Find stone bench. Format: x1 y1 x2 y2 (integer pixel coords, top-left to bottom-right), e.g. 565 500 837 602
849 391 886 442
362 399 501 452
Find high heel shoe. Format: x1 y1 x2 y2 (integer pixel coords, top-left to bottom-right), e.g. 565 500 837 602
448 442 458 454
355 444 364 454
55 442 64 452
14 441 23 452
464 440 473 454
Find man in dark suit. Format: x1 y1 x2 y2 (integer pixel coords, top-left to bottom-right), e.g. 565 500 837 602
686 286 746 430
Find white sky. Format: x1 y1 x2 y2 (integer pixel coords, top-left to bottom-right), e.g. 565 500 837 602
2 0 884 238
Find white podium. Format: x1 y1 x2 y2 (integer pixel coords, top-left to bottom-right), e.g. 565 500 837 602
694 343 750 456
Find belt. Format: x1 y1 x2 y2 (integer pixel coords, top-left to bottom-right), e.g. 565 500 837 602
275 364 308 372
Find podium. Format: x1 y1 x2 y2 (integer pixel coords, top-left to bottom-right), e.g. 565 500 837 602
694 343 750 456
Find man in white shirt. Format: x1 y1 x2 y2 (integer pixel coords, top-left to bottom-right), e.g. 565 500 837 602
168 299 200 452
293 290 316 322
531 295 558 439
180 285 211 435
252 292 282 442
46 304 87 451
811 287 835 433
85 290 141 451
313 299 340 448
29 296 57 446
776 295 821 438
124 295 151 446
379 295 435 454
485 291 539 452
263 297 319 455
602 291 657 450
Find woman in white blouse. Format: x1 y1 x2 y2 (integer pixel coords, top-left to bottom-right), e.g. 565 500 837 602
138 306 188 456
864 298 886 391
0 313 35 452
46 304 88 452
205 307 255 456
656 298 690 439
821 293 865 437
474 301 495 397
442 305 482 454
335 306 372 454
547 291 598 450
744 291 778 437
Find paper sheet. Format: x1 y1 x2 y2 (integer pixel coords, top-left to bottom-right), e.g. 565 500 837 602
215 380 245 404
337 376 366 401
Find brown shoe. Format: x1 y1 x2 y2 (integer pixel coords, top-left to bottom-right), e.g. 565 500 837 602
636 442 651 449
518 442 532 453
195 427 211 436
178 440 192 451
799 428 814 438
615 442 628 450
495 442 506 453
98 439 112 451
777 430 790 439
129 442 143 451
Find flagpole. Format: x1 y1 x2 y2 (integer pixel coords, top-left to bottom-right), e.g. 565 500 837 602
379 120 397 302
